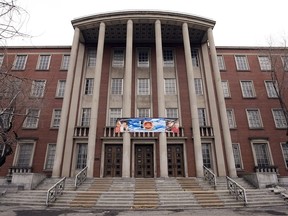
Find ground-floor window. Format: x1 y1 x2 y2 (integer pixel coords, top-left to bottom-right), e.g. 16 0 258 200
202 143 212 169
44 143 56 170
252 142 271 167
76 143 87 169
15 142 34 167
232 143 243 169
281 142 288 168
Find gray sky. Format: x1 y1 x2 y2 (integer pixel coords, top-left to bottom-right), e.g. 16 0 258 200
6 0 288 47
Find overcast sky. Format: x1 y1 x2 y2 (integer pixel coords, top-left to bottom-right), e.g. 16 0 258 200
6 0 288 47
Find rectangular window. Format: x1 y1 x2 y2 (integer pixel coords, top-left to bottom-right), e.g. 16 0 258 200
217 55 226 71
85 78 94 95
12 54 27 70
87 49 96 67
253 143 271 166
232 143 243 169
194 78 203 95
191 49 199 67
235 55 249 71
240 81 256 98
281 56 288 71
221 80 231 98
163 48 174 67
37 55 51 70
45 144 56 170
51 109 61 128
138 49 149 67
202 143 212 168
258 56 272 71
31 80 46 98
226 109 236 128
61 54 70 70
109 108 122 126
81 108 91 127
111 78 123 95
246 109 263 128
198 108 207 126
56 80 66 98
138 79 150 95
76 143 87 169
0 54 4 67
272 109 287 128
138 108 150 118
166 108 178 118
112 48 124 67
265 81 278 98
23 109 40 128
164 78 177 95
16 142 34 167
281 142 288 168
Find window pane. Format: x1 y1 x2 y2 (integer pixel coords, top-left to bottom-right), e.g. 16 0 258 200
52 109 61 128
16 143 33 167
163 49 174 67
138 79 150 95
81 108 91 126
85 78 94 95
198 108 207 126
226 109 236 128
111 79 123 95
23 109 40 128
281 56 288 71
235 55 249 71
281 143 288 168
202 143 212 168
265 81 278 98
138 108 150 118
232 144 242 169
138 49 149 67
56 80 66 97
109 108 121 126
253 143 270 166
221 81 230 98
191 49 199 67
217 55 226 70
240 81 255 98
45 144 56 170
165 79 176 95
31 80 46 97
76 143 87 169
247 109 263 128
37 55 51 70
258 56 271 71
87 49 96 67
112 49 124 67
166 108 178 118
13 55 27 70
61 55 70 70
272 109 287 128
194 78 203 95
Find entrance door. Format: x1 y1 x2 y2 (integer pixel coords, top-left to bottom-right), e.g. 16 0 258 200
135 145 154 178
104 144 122 177
167 144 185 177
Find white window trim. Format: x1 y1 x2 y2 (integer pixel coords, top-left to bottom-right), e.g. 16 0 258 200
272 108 287 129
31 80 46 98
13 140 36 167
232 143 244 170
23 109 40 129
43 143 56 170
264 80 278 98
36 54 51 70
221 80 231 98
250 140 274 167
56 80 66 98
235 55 250 71
240 80 256 98
280 142 288 169
60 54 70 70
246 108 263 129
258 56 272 71
217 55 226 71
12 54 28 70
51 109 61 128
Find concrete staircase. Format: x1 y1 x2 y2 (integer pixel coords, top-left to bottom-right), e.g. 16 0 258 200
0 177 286 209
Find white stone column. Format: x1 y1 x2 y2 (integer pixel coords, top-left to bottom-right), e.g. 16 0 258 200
207 28 237 177
182 23 203 177
87 22 106 178
155 20 168 177
122 20 133 177
52 27 80 177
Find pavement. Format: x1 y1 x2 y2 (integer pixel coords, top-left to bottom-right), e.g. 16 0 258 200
0 205 287 216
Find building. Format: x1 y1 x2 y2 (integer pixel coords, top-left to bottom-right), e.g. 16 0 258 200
0 11 288 185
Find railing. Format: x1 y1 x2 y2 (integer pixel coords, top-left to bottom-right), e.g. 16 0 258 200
226 176 247 206
75 166 88 189
74 127 89 137
203 165 216 189
199 126 214 137
46 177 66 207
8 166 32 174
254 165 278 173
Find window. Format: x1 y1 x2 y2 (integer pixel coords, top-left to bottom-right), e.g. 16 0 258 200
76 143 87 169
87 49 96 67
265 81 278 98
163 48 174 67
226 109 236 128
258 56 271 71
232 143 243 169
166 108 178 118
109 108 122 126
31 80 46 97
51 109 61 128
240 81 256 98
246 109 263 128
61 54 70 70
23 109 40 128
253 143 271 166
112 48 124 67
56 80 66 98
217 55 226 71
235 55 249 71
198 108 207 126
191 49 199 67
85 78 94 95
45 144 56 170
12 54 27 70
0 54 4 67
81 108 91 127
202 143 212 168
138 49 149 67
194 78 203 95
272 109 287 128
37 55 51 70
0 108 13 129
281 142 288 168
138 108 150 118
15 142 34 167
221 81 231 98
164 78 177 95
138 79 150 95
111 78 123 95
281 56 288 71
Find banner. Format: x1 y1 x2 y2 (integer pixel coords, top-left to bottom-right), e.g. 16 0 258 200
115 118 179 133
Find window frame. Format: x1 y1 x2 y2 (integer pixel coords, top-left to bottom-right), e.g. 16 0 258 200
60 54 70 70
23 109 40 129
109 108 122 126
246 108 263 129
164 78 177 95
56 80 66 98
221 80 231 98
36 54 51 70
217 55 226 71
137 78 150 95
112 48 125 68
272 108 287 129
51 109 61 128
240 80 256 98
137 48 149 68
80 108 91 127
31 80 46 98
12 54 28 70
194 78 203 95
13 141 35 167
232 143 243 170
258 56 272 71
137 108 151 118
226 108 237 129
264 80 278 98
251 140 273 167
44 143 56 170
280 142 288 169
163 48 174 67
165 108 178 119
84 78 94 95
87 48 96 67
235 55 250 71
198 108 207 126
111 78 123 95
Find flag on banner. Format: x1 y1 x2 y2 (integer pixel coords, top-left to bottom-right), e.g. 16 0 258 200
115 118 179 133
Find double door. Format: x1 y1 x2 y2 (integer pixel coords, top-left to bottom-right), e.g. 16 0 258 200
135 144 154 178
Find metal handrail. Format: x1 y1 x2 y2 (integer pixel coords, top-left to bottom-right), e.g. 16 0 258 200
203 165 217 189
75 166 88 189
226 176 247 205
46 177 66 207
